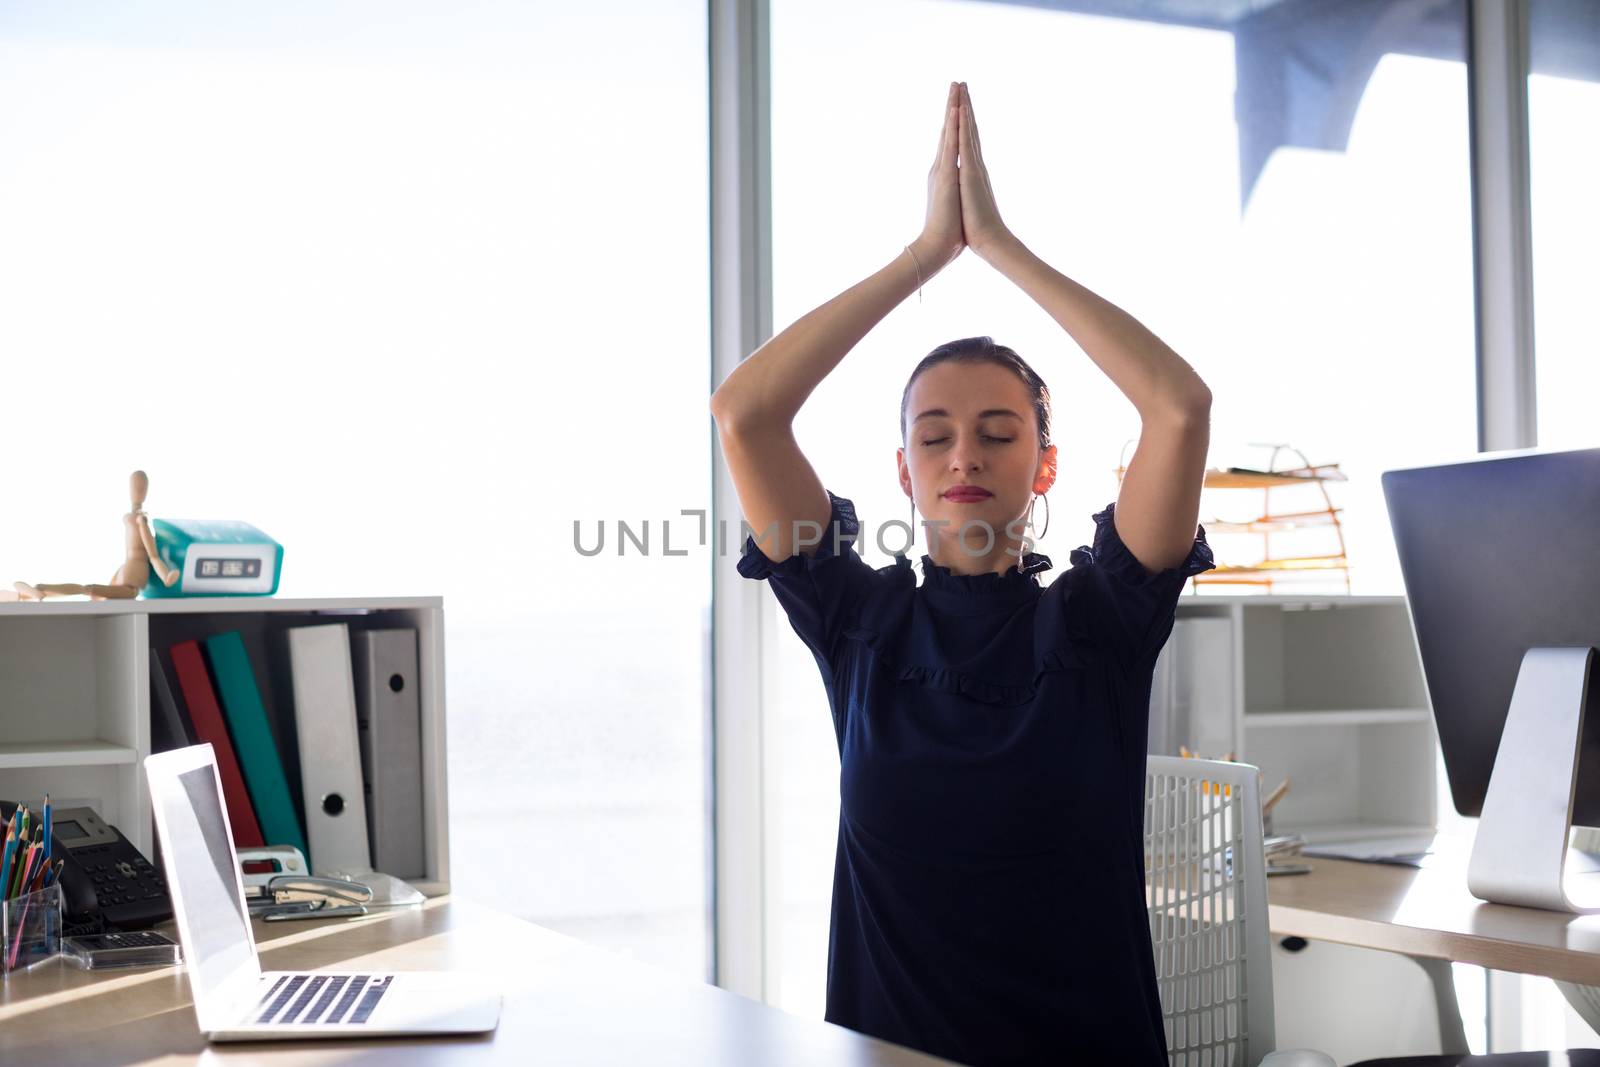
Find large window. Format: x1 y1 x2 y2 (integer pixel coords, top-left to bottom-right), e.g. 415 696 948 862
766 0 1473 1018
1530 0 1600 452
1501 3 1600 1049
0 1 711 978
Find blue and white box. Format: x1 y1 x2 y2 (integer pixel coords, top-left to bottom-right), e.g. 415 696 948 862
143 519 284 597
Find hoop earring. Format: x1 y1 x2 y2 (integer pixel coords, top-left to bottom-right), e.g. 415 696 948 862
1028 493 1050 541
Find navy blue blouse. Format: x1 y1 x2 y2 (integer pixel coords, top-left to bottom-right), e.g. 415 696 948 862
737 490 1216 1066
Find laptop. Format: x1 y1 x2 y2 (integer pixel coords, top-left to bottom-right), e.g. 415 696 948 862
144 743 501 1040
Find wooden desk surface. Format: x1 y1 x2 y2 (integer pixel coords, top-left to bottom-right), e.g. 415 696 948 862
1268 852 1600 983
0 897 953 1065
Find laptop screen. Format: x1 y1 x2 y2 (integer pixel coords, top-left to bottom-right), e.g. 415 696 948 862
147 749 259 1022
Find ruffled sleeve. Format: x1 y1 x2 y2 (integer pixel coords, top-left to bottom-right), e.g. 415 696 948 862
1067 500 1216 675
737 490 885 680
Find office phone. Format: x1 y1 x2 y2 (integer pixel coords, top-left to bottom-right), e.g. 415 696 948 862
1 800 172 933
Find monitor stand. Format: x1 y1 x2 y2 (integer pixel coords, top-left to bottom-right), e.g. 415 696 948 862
1468 646 1600 912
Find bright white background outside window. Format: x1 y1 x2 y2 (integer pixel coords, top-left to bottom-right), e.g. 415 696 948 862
766 0 1477 1023
1530 73 1600 453
0 1 711 979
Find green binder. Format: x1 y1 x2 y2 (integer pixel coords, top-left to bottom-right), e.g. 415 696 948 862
203 631 308 860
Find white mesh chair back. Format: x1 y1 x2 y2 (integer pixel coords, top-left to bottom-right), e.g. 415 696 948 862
1145 755 1275 1066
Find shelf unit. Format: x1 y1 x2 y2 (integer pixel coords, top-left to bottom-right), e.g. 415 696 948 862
0 596 451 896
1118 443 1352 593
1200 445 1351 593
1149 594 1435 846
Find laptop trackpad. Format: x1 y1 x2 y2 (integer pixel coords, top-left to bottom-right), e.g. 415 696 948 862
372 979 501 1033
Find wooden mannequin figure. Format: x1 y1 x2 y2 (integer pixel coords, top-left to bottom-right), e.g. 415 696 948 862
5 470 181 601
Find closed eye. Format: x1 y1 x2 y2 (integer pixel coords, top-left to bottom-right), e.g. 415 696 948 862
920 435 1013 445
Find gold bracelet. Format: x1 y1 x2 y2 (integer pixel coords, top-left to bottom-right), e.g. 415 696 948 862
904 243 924 304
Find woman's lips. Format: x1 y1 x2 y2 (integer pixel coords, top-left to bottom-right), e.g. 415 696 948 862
943 487 993 502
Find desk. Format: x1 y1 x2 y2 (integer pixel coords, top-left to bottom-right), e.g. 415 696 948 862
0 897 953 1065
1268 855 1600 985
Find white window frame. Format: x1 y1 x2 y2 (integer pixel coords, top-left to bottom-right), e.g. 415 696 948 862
1470 0 1537 453
708 0 773 999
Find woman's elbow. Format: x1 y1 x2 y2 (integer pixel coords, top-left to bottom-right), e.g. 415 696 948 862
1171 379 1212 421
1148 385 1210 426
710 388 745 432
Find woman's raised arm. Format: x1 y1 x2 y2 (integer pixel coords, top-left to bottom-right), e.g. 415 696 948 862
955 82 1211 575
711 82 966 562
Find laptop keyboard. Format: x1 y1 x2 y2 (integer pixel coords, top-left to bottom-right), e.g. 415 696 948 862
253 974 394 1026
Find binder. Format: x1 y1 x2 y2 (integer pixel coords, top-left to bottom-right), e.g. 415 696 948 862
286 623 372 874
150 648 196 753
350 628 425 879
203 631 308 859
169 640 265 848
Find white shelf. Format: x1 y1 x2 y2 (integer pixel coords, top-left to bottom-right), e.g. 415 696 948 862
1282 821 1438 846
1245 708 1432 727
0 595 442 618
0 740 138 769
0 596 451 896
1179 595 1406 608
1155 595 1436 842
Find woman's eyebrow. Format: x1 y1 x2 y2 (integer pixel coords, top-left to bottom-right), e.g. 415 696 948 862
912 408 1024 422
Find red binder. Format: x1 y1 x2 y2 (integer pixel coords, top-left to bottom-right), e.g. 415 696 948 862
169 639 266 848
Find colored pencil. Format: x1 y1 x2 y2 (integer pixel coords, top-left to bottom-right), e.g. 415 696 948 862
29 847 48 894
20 845 39 897
5 841 24 899
4 856 36 971
13 829 35 897
9 845 30 900
0 829 14 900
41 795 50 865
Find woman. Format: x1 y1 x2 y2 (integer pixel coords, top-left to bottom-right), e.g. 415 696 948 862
710 81 1214 1065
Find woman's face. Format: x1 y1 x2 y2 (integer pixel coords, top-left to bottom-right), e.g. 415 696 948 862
898 361 1057 568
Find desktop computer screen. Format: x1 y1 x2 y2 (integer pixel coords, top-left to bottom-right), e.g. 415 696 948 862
1383 445 1600 824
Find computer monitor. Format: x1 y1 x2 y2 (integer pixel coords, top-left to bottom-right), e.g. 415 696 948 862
1384 446 1600 910
1383 446 1600 821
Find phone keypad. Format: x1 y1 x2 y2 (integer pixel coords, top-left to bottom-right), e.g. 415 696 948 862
74 843 170 927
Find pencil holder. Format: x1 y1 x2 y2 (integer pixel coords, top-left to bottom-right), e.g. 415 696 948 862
2 882 63 976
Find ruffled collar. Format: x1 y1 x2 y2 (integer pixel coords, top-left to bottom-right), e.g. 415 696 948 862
913 551 1054 604
844 549 1087 706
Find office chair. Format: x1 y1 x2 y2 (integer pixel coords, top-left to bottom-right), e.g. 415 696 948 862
1145 755 1335 1067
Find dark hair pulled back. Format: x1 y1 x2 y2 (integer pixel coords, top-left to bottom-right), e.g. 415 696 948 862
899 336 1051 452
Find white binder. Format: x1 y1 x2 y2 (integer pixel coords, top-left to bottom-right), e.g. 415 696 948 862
286 623 373 874
350 628 425 880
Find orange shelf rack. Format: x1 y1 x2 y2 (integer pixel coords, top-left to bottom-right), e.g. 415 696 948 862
1116 443 1351 594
